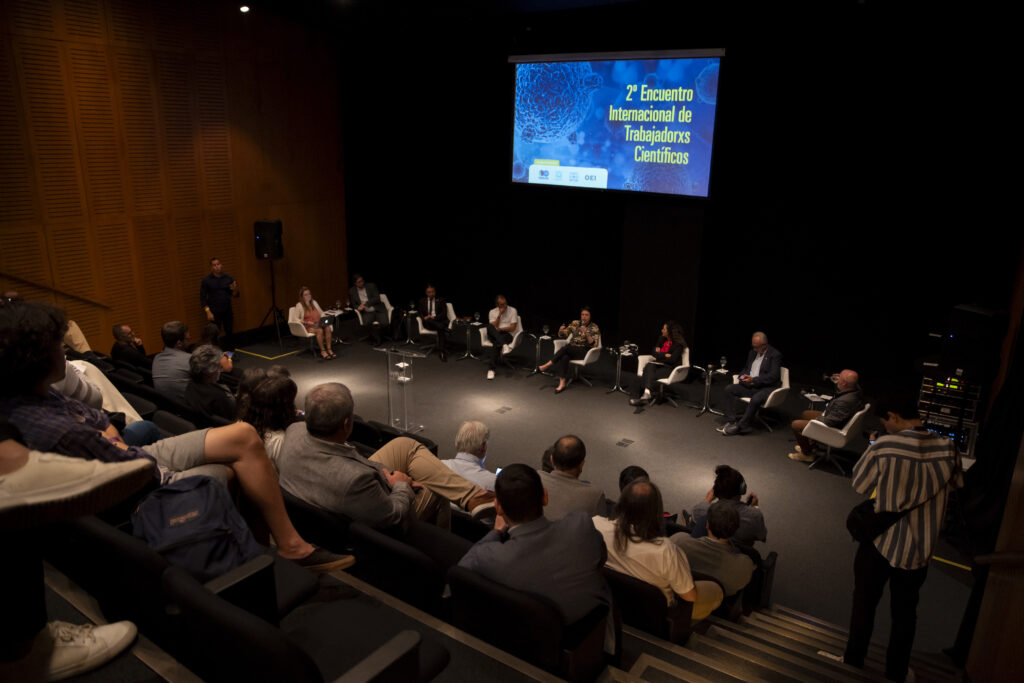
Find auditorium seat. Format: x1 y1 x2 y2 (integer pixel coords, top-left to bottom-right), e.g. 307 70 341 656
448 565 608 682
348 520 471 618
281 488 354 553
602 566 694 645
164 565 449 682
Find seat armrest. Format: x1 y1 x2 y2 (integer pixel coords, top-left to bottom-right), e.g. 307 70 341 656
203 553 278 625
333 630 421 683
800 419 840 444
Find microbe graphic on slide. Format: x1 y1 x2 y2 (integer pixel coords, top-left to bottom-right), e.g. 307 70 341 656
515 63 603 142
623 163 689 195
695 62 719 105
512 160 527 180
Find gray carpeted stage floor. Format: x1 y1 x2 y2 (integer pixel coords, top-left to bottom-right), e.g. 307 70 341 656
236 329 973 655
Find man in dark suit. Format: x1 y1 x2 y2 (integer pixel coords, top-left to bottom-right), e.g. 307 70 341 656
457 464 611 628
110 324 151 370
348 273 389 345
719 331 783 436
417 284 449 361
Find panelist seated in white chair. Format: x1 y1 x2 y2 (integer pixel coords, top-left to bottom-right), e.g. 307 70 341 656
484 294 518 380
719 331 783 436
630 321 688 406
537 307 601 394
348 273 388 345
417 284 449 362
788 369 864 462
297 286 335 359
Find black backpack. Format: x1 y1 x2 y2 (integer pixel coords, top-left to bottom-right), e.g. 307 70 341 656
132 475 266 582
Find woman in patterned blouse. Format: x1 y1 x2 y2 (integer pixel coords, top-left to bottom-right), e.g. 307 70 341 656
538 306 600 394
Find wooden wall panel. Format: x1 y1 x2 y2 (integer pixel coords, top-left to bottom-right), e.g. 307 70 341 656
15 38 87 221
63 0 104 42
114 49 164 213
195 57 232 208
155 51 199 211
174 214 209 334
48 223 96 299
107 0 148 47
95 220 142 336
67 44 126 215
8 0 55 36
0 36 37 223
2 0 346 348
132 215 175 336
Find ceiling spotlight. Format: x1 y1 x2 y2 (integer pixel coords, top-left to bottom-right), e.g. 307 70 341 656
240 5 250 12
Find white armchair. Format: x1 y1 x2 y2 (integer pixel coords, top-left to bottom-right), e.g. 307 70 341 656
802 403 872 475
479 316 524 368
553 337 603 387
287 303 331 356
416 301 456 355
733 367 790 431
654 348 691 407
353 293 394 326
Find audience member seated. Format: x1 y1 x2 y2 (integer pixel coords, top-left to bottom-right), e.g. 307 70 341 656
276 382 494 529
484 294 518 380
51 360 158 445
788 369 864 462
183 345 236 422
539 446 554 473
110 324 151 369
152 321 192 402
0 301 349 573
688 465 766 555
1 415 153 681
671 501 755 597
630 321 687 406
457 464 611 629
719 331 783 436
537 307 600 394
196 323 234 374
593 479 723 620
442 421 496 491
297 286 335 360
537 435 606 521
237 373 299 466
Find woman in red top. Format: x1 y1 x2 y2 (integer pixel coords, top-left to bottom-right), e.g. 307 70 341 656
630 321 687 405
298 286 335 359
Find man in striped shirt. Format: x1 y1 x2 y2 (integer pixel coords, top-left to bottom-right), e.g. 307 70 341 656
844 394 963 682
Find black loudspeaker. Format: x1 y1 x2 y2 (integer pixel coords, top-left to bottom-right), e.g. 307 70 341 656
254 220 283 260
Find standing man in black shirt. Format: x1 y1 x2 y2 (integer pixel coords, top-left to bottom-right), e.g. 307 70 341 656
200 257 239 337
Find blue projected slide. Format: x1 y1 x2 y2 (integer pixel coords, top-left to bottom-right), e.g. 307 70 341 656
511 52 721 198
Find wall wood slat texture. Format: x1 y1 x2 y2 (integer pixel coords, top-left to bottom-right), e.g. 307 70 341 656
1 0 347 351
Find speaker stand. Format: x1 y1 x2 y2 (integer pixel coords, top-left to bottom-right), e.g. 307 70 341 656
259 258 286 351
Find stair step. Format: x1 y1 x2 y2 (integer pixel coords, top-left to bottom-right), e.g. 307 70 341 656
623 627 769 683
627 651 744 683
626 655 716 679
756 610 960 681
687 631 808 682
744 612 850 651
702 625 876 683
599 664 649 683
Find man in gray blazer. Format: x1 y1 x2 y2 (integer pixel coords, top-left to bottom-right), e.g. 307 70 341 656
277 382 493 528
457 464 611 626
537 435 607 520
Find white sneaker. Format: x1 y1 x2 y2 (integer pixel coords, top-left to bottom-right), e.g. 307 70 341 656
45 620 138 681
0 451 154 530
641 389 652 400
486 370 495 380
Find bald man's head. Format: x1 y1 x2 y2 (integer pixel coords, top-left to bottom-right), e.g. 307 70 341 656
837 369 859 391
